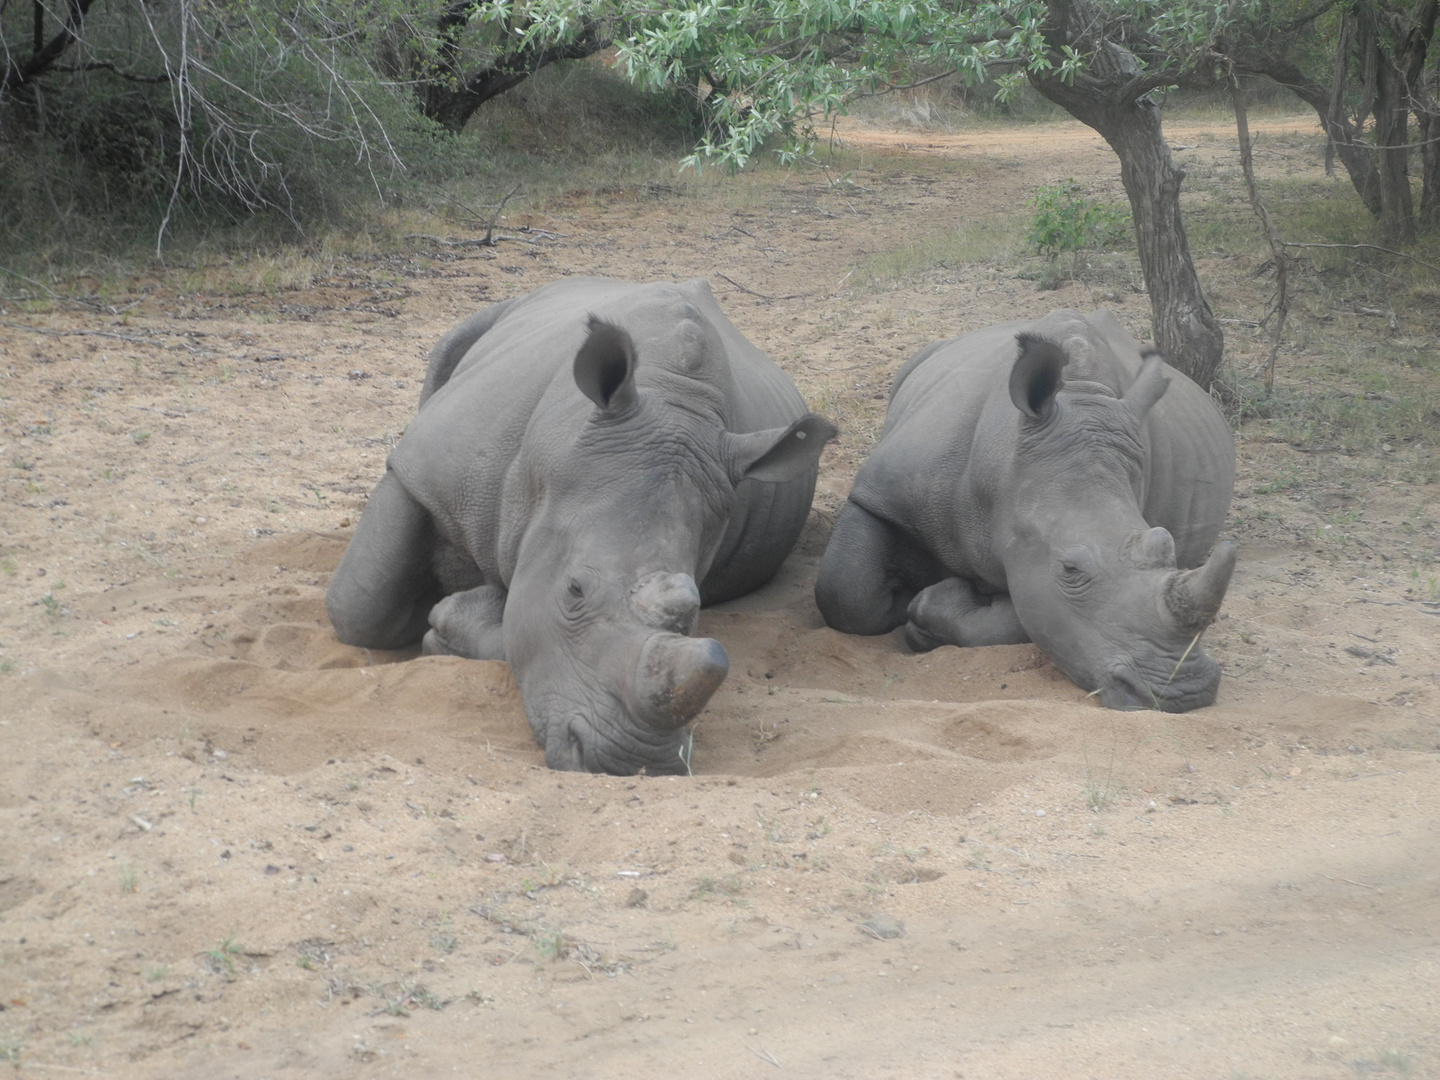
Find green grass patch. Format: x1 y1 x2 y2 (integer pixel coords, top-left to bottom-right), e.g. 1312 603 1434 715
863 219 1023 283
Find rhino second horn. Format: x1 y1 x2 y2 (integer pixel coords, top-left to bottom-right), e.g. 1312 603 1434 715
631 572 702 635
1164 541 1237 631
1128 526 1177 569
633 633 730 730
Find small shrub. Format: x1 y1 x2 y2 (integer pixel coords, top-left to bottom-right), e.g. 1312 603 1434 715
1029 180 1130 258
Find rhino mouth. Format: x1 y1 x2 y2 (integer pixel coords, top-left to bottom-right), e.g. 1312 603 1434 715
1097 652 1222 713
527 690 694 775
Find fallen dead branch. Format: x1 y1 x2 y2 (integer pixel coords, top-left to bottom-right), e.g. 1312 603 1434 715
714 273 815 303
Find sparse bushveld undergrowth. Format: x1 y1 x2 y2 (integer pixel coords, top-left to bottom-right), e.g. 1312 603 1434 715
0 58 704 275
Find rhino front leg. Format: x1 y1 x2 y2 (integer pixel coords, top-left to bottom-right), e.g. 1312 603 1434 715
816 501 938 635
422 585 507 661
904 577 1029 652
328 471 443 649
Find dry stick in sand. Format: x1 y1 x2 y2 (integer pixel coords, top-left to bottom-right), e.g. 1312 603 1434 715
481 182 524 245
1322 874 1376 889
1228 65 1289 395
747 1043 781 1067
802 157 861 216
713 273 815 302
405 183 534 249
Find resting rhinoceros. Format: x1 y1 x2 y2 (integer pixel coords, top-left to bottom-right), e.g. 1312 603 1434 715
815 309 1236 712
327 277 834 774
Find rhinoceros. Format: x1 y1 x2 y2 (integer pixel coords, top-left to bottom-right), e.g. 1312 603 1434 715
327 277 834 773
815 309 1236 712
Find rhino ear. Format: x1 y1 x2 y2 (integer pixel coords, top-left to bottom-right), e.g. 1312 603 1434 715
1124 347 1171 421
574 316 639 413
1009 334 1067 421
725 414 837 484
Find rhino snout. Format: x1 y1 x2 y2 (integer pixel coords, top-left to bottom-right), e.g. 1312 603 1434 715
632 572 702 635
633 632 729 729
1097 652 1221 713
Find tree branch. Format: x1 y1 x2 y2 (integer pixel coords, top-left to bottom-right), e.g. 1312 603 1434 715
52 59 171 83
1229 65 1288 394
2 0 97 97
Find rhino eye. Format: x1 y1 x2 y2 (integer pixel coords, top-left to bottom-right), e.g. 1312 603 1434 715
567 579 585 599
1058 547 1096 580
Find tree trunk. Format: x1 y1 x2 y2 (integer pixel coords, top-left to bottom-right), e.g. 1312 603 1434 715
1355 0 1439 242
417 22 611 134
1229 52 1383 215
1 0 97 100
1420 69 1440 225
1372 48 1417 242
1031 76 1224 390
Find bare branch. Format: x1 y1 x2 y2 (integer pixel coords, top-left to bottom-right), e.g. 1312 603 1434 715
1228 65 1288 394
1277 241 1440 273
51 59 170 83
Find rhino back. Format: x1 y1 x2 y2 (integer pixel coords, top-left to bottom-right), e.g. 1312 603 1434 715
849 311 1233 584
389 278 817 597
847 321 1029 587
661 281 820 603
1054 310 1234 567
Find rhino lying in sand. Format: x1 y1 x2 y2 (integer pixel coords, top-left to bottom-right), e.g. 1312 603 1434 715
328 278 834 774
815 309 1236 712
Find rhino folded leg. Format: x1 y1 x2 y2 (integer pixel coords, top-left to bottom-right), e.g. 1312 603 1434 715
422 585 507 661
327 472 443 650
904 577 1029 652
816 502 936 635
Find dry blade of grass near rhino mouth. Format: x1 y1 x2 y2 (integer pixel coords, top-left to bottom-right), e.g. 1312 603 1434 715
1080 629 1206 707
1165 630 1206 688
677 728 697 776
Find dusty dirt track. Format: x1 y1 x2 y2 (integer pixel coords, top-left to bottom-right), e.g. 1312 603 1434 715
2 115 1439 1078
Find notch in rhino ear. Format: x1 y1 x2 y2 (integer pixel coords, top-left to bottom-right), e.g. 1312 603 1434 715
1123 347 1171 421
724 413 837 484
1009 334 1067 421
574 315 639 413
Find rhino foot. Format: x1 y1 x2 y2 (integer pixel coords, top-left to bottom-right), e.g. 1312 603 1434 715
905 577 1029 651
422 586 507 661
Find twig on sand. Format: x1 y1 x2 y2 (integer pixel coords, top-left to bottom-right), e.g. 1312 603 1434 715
747 1043 781 1067
714 273 814 303
481 182 524 245
1322 874 1375 889
9 1064 117 1075
404 234 503 248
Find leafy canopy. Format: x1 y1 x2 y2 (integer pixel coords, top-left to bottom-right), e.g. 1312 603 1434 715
472 0 1066 167
472 0 1252 169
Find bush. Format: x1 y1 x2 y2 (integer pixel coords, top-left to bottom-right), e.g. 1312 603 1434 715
1028 180 1131 258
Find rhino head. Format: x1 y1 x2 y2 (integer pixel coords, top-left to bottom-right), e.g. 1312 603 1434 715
1002 334 1236 712
497 318 832 773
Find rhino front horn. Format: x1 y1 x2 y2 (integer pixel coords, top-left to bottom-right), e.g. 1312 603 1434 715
633 633 730 730
1164 542 1237 631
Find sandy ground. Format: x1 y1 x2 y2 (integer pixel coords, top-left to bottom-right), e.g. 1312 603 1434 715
2 114 1439 1079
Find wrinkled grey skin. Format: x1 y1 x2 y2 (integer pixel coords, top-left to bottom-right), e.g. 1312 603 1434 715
327 278 834 774
815 309 1236 712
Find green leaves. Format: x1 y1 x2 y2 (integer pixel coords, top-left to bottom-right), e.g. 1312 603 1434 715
1028 179 1131 258
448 0 1242 171
596 0 1033 168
